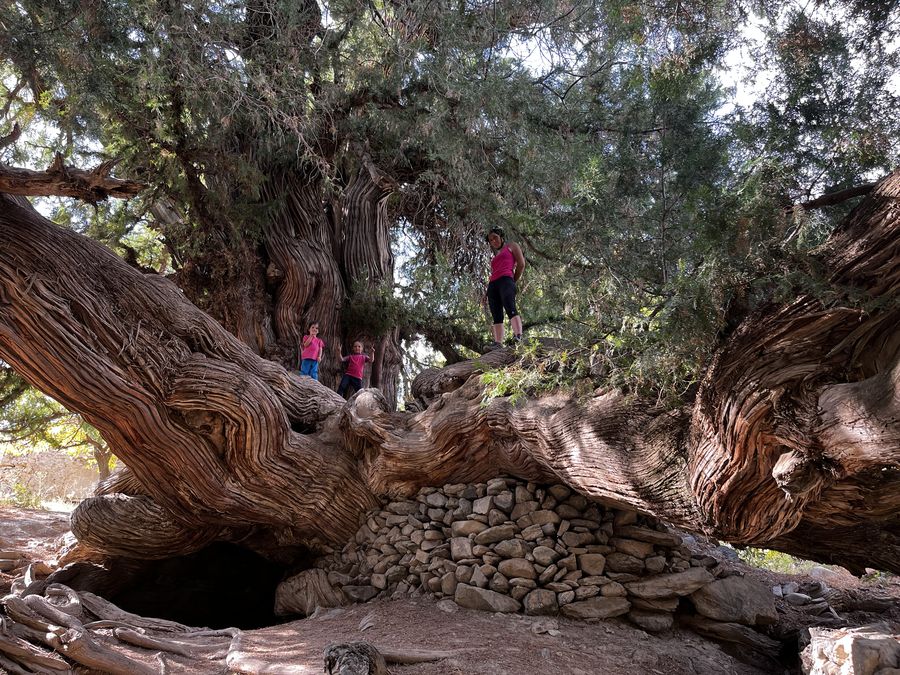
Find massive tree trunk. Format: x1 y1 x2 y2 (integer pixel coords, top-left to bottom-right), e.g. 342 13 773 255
0 172 898 575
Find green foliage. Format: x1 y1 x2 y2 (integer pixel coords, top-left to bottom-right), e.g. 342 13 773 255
736 546 821 575
5 483 42 509
342 278 407 339
2 0 899 406
1 365 115 476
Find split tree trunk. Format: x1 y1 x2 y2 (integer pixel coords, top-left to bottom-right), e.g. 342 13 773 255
0 173 898 573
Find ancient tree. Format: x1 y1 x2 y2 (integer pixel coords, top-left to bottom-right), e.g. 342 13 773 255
0 164 898 573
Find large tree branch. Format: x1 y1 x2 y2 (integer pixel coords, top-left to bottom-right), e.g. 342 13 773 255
0 156 143 202
796 182 877 210
0 171 898 573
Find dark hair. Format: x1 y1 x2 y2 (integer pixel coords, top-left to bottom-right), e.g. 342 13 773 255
485 227 505 242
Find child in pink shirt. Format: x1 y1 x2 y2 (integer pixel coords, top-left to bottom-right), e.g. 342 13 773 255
338 340 374 397
299 322 325 380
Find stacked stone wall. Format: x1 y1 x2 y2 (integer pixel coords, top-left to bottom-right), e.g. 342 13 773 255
288 476 770 634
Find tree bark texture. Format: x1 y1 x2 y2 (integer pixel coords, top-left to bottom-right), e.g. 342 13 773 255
168 165 403 397
0 172 898 573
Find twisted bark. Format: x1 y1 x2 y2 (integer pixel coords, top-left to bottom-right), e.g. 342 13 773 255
0 171 898 574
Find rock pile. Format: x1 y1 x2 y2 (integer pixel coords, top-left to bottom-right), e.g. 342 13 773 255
277 477 776 638
801 623 900 675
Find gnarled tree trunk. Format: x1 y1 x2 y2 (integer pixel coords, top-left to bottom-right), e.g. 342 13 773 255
0 172 898 575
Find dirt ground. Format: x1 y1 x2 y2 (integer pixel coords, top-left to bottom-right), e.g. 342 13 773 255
2 506 898 674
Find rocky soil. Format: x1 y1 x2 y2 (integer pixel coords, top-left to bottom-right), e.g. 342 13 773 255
1 501 898 674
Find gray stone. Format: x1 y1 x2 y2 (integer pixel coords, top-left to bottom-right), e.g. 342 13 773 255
538 564 558 585
490 573 510 593
455 565 474 584
509 578 537 589
574 585 600 600
387 501 418 515
453 498 473 518
487 509 507 526
556 505 582 519
493 491 514 512
801 624 900 675
644 556 666 574
531 510 561 526
461 486 478 500
524 589 559 616
473 496 494 515
785 592 812 606
533 546 560 566
808 566 846 583
628 610 674 632
451 520 487 537
450 537 474 561
558 554 578 571
511 500 539 520
566 494 589 511
578 553 606 576
624 567 714 599
600 582 627 597
545 582 571 592
614 525 681 547
515 486 533 503
479 563 497 577
561 596 631 620
610 537 656 559
510 585 531 601
690 576 778 625
521 524 544 541
562 531 595 547
425 492 448 508
612 510 638 527
558 590 576 605
498 557 537 580
486 478 508 495
579 576 611 586
494 539 530 559
605 552 645 574
454 584 521 613
343 585 379 603
371 573 387 589
441 572 458 596
327 571 352 587
548 484 571 501
631 597 679 611
474 525 517 545
470 566 488 588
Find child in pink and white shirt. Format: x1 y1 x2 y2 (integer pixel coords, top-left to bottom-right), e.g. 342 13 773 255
338 340 373 397
299 322 325 380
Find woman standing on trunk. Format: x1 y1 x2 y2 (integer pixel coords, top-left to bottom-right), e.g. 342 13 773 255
483 227 525 348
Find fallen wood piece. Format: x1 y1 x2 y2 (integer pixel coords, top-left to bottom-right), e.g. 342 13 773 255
47 626 158 675
379 647 457 664
78 591 194 632
0 623 70 671
23 594 83 629
113 627 196 657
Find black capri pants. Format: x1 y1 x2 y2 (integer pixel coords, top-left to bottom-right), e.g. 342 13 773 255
487 276 518 324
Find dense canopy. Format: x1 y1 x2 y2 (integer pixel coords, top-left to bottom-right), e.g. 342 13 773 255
0 0 899 578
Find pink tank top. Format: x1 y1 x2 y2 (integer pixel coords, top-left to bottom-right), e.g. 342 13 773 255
489 245 515 282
